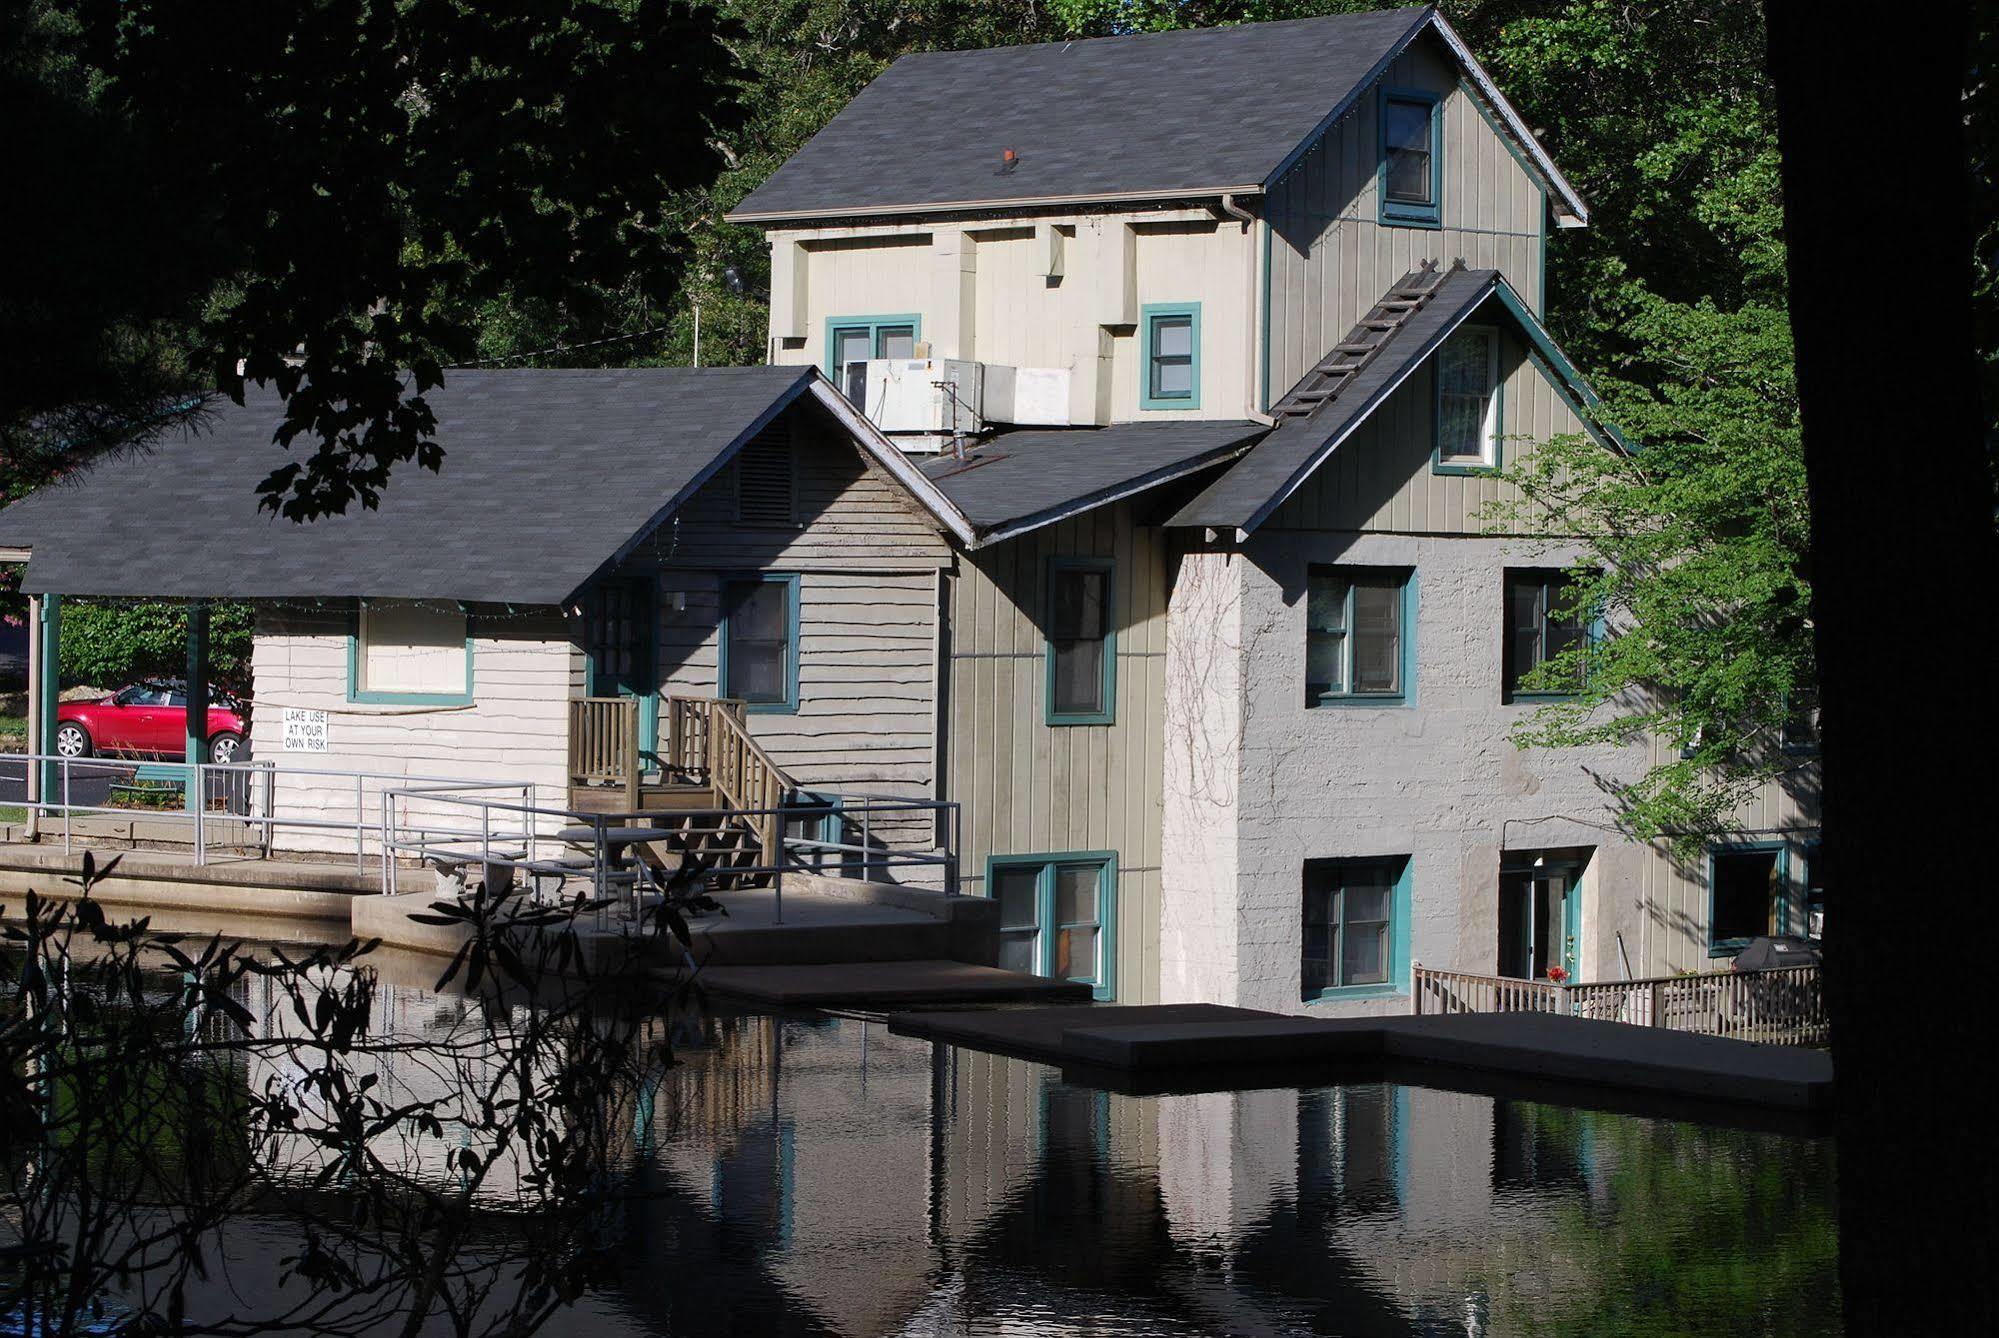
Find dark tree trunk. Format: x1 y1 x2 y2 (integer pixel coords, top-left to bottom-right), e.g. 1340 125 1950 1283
1766 2 1998 1331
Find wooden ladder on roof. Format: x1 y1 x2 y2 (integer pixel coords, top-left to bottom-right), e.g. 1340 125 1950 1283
1270 258 1459 421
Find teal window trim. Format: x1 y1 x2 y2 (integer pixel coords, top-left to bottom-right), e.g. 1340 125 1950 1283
1705 840 1792 956
717 572 801 715
822 313 923 376
1377 87 1442 229
1306 566 1418 709
985 851 1119 1001
1139 303 1201 411
346 601 475 706
1044 556 1118 725
1503 568 1601 703
1431 324 1505 476
1302 855 1414 1002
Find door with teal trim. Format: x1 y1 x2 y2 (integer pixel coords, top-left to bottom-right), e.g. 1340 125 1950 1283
1498 854 1584 982
584 579 658 770
991 855 1114 998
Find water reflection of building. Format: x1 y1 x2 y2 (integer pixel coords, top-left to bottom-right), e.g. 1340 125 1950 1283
597 1008 1840 1338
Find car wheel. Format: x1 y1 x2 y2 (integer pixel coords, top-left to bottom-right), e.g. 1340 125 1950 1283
54 722 92 758
208 732 243 765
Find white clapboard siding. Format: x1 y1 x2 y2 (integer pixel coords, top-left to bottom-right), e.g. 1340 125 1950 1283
248 607 572 858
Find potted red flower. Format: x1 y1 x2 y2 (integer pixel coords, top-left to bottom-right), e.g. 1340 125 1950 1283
1546 965 1570 985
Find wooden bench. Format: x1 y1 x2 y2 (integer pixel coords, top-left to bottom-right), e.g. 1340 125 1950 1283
108 763 193 808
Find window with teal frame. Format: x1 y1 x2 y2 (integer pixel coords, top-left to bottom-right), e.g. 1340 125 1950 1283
1306 567 1416 707
825 314 921 404
1503 568 1599 702
1302 855 1412 1000
1045 557 1116 724
718 573 800 714
346 600 474 706
1378 88 1442 228
1140 303 1201 410
987 852 1118 1000
1432 324 1502 473
1707 842 1790 955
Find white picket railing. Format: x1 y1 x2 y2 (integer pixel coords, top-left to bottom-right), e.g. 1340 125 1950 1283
1412 962 1828 1047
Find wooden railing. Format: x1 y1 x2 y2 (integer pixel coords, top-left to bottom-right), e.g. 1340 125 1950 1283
663 693 744 780
705 703 793 855
567 697 640 807
1412 963 1827 1047
1412 966 1565 1017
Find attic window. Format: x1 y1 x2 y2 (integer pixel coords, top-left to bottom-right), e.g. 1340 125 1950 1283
1434 325 1501 470
1379 90 1441 228
734 420 796 527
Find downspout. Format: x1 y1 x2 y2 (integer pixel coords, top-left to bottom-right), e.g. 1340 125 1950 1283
930 564 954 886
1218 194 1275 425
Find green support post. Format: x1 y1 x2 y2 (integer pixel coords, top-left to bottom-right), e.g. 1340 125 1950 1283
185 599 209 813
37 593 61 806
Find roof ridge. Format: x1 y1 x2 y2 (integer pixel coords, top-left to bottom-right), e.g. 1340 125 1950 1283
1268 259 1461 422
889 6 1430 63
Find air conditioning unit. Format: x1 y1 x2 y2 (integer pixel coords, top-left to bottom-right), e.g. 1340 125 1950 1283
983 365 1072 427
852 359 983 440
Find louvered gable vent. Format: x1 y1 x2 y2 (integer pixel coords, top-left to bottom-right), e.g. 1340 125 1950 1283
734 420 795 526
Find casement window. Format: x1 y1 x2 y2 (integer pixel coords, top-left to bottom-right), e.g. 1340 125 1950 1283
1708 844 1789 953
1140 304 1200 410
826 315 921 405
1378 89 1441 227
990 853 1117 999
733 419 795 527
1302 856 1411 998
348 599 473 705
1306 567 1414 706
1046 558 1116 724
1434 325 1501 470
719 574 799 713
1503 569 1592 701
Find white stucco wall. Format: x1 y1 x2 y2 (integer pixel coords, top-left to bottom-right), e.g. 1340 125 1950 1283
1159 550 1246 1005
1163 532 1665 1016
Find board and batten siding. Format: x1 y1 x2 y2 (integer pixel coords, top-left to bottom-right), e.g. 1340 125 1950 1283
1631 739 1821 975
1263 326 1588 537
247 605 572 857
946 502 1169 1003
1264 36 1547 408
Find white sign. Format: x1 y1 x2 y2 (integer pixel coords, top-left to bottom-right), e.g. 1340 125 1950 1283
281 708 330 753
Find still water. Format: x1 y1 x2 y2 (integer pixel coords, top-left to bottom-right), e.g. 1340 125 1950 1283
27 935 1840 1337
375 980 1836 1337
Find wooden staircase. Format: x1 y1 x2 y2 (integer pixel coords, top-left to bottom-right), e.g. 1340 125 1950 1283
567 693 797 888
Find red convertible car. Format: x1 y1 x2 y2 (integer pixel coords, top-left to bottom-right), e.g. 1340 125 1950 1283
54 682 247 763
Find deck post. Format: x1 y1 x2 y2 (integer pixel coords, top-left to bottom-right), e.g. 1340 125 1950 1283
184 599 209 815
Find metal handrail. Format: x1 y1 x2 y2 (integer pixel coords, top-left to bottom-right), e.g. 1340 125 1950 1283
376 785 964 925
3 749 537 872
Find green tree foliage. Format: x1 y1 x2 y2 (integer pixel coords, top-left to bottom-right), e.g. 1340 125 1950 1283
1044 2 1827 844
2 0 746 520
56 600 255 694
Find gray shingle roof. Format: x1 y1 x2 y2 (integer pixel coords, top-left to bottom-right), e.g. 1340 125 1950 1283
729 8 1433 222
1168 267 1502 533
0 367 824 604
922 420 1267 541
1167 266 1619 534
